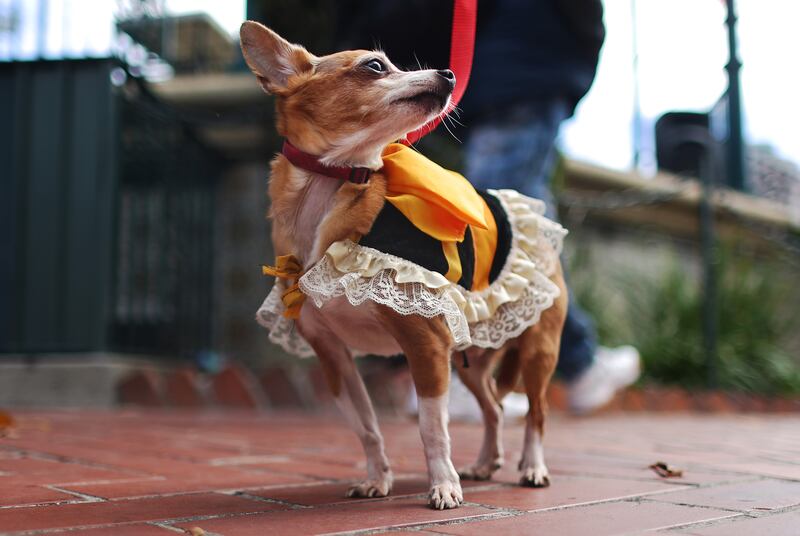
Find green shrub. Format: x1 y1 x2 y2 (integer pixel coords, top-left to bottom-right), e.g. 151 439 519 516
571 246 800 395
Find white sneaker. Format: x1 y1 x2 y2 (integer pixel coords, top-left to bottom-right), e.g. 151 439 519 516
567 345 641 414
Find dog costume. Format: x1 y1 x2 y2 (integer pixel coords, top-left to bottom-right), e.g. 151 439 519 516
256 144 566 356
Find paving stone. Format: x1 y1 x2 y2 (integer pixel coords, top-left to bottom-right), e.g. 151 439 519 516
260 367 306 408
548 460 749 487
212 365 262 409
648 479 800 513
674 509 800 535
307 365 337 408
65 524 179 535
0 493 282 532
2 411 800 535
0 484 77 507
768 397 800 413
374 529 440 536
248 477 489 506
465 475 686 511
229 457 368 480
117 370 164 407
699 461 800 481
652 387 694 412
63 471 315 499
174 498 493 536
621 388 648 411
165 368 206 407
736 393 770 413
0 457 137 484
694 391 738 413
430 500 739 535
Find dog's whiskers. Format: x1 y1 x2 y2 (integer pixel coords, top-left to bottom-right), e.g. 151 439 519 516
441 115 462 144
413 53 424 72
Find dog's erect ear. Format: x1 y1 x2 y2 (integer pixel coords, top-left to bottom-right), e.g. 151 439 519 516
240 21 314 93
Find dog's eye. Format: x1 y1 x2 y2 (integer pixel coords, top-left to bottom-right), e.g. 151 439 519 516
364 59 386 73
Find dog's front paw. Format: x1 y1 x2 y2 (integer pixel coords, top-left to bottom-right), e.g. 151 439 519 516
428 481 463 510
345 477 392 499
519 465 551 488
458 458 503 481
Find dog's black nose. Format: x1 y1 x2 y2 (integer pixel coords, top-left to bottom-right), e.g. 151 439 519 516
437 69 455 81
437 69 456 88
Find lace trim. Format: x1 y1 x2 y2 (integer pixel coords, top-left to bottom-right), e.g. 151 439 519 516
255 189 566 355
467 271 560 348
255 283 315 358
300 259 471 349
491 188 565 280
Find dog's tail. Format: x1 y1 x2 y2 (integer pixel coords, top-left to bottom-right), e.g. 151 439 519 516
494 347 522 401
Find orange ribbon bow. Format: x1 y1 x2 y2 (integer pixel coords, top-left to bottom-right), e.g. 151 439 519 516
261 255 305 319
382 143 488 242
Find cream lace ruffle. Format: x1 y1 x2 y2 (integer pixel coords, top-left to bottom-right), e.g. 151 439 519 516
256 189 566 356
256 283 315 357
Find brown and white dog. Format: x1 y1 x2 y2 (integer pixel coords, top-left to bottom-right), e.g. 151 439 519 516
240 21 568 510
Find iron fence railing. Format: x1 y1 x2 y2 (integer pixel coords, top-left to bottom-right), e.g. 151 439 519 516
110 81 221 358
0 58 221 359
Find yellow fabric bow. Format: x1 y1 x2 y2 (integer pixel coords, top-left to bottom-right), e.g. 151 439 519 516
382 143 488 242
262 255 305 319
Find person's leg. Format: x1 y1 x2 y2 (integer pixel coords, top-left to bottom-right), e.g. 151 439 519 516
464 100 596 379
464 102 561 214
463 101 641 414
553 293 596 381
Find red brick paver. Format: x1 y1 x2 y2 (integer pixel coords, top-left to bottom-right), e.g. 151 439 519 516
430 500 739 535
65 525 178 535
648 478 800 512
175 498 494 536
0 493 281 533
675 508 800 536
0 411 798 535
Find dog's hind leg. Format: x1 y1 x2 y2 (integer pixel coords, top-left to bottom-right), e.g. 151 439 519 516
378 307 463 510
297 309 393 498
455 348 505 481
517 269 568 488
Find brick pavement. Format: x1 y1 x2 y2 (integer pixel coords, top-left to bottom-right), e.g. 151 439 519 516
1 410 799 535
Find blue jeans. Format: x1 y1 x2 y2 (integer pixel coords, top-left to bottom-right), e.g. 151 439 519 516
464 100 596 381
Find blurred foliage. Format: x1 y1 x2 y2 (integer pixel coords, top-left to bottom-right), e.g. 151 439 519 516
571 245 800 395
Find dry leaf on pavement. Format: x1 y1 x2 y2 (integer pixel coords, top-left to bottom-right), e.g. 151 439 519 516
649 461 683 478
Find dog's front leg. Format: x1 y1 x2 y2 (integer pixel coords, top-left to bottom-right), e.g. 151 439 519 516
416 391 462 509
378 308 463 509
297 309 393 498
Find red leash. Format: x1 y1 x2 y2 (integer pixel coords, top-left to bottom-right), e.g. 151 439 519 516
404 0 477 145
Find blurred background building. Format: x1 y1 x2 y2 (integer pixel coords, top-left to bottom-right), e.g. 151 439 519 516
0 0 798 410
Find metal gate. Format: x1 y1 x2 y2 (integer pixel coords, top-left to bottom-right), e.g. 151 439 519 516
0 59 221 358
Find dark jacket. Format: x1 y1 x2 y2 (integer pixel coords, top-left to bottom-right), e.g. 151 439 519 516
337 0 604 121
463 0 605 120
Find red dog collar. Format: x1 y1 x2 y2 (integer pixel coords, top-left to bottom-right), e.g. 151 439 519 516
281 140 372 184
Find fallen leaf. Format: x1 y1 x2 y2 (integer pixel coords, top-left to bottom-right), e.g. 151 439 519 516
649 461 683 478
186 528 205 536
